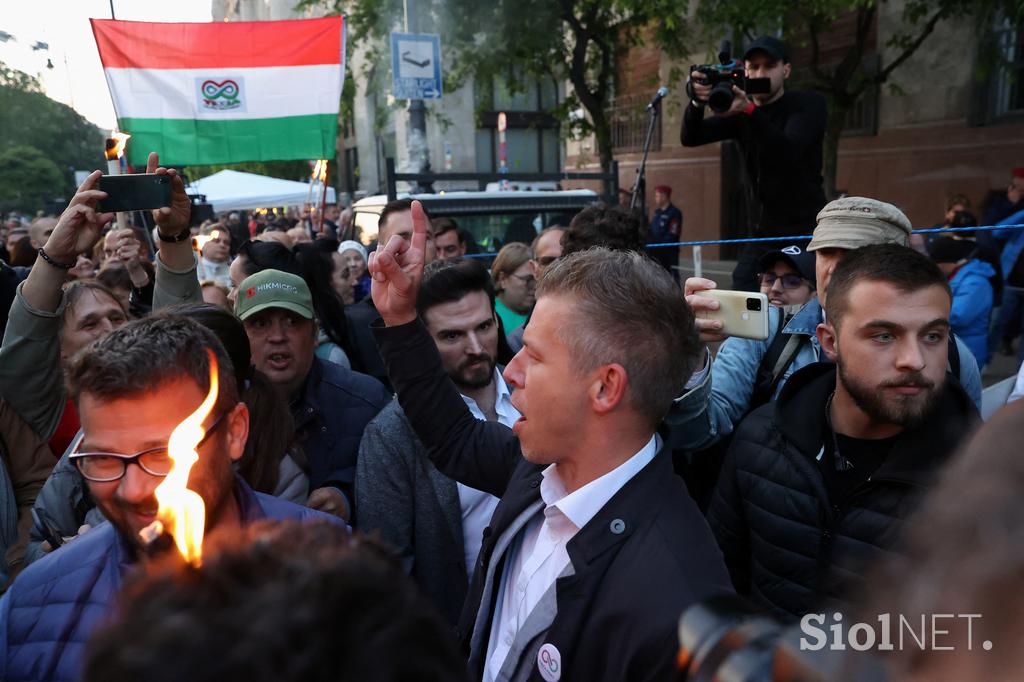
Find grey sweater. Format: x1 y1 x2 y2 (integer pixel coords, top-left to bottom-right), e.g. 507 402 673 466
355 398 470 627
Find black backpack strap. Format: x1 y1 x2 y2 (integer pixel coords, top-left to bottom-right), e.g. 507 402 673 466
751 311 793 408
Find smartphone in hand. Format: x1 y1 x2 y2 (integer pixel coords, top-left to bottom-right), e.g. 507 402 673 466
693 290 771 340
97 173 172 213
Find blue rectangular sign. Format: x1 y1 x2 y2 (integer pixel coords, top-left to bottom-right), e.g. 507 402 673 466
390 32 443 100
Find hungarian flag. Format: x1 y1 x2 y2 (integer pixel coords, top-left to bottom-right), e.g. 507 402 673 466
91 17 345 166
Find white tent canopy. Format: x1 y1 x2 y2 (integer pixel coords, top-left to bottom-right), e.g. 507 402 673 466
186 169 336 213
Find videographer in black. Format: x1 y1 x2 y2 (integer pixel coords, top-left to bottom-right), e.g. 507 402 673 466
683 36 827 292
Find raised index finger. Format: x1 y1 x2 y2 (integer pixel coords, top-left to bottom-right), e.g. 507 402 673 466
410 200 428 255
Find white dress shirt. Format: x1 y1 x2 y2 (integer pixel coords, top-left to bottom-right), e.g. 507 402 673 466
482 434 660 682
459 369 519 579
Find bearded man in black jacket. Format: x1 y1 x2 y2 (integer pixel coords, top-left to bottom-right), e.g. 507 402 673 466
708 244 980 622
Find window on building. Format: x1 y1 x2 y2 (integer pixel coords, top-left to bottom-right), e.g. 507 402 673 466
973 17 1024 125
991 18 1024 117
610 93 662 153
475 75 561 173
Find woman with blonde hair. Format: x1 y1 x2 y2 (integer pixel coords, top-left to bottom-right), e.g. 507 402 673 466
490 242 535 334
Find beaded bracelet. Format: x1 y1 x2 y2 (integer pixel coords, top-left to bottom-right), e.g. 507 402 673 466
37 248 76 270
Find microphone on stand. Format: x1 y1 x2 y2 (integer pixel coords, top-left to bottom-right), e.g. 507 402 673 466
646 86 669 110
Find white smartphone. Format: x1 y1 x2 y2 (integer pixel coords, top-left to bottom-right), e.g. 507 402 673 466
693 290 771 340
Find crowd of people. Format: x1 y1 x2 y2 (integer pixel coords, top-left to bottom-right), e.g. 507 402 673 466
0 34 1022 682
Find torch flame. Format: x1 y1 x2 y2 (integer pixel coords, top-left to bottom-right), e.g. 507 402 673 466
151 349 219 565
105 130 131 160
192 229 219 253
318 159 328 182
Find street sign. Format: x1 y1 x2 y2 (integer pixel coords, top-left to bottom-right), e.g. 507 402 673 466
390 32 443 100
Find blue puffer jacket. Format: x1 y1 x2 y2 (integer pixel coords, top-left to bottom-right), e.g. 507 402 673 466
949 259 996 368
0 479 342 682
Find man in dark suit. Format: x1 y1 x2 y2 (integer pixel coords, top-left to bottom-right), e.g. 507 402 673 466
368 202 732 682
356 258 517 626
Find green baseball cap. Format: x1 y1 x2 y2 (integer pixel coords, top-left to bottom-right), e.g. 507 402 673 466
234 269 314 322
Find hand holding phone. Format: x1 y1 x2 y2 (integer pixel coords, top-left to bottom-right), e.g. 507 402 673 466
685 277 727 343
692 289 771 341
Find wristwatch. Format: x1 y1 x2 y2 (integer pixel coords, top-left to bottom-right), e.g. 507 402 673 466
157 226 191 243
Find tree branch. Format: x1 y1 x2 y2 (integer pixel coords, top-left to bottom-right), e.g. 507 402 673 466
876 7 948 84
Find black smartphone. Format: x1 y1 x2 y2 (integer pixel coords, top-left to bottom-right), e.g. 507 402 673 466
97 173 172 213
31 507 64 549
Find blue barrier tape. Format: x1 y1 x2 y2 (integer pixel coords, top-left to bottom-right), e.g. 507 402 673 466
644 223 1024 249
459 223 1024 256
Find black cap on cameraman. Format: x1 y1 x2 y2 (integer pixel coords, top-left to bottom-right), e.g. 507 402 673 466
743 36 789 63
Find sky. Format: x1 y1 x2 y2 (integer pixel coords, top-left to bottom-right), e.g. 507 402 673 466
1 0 213 130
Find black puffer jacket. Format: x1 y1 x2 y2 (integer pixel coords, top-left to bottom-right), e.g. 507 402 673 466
707 362 979 621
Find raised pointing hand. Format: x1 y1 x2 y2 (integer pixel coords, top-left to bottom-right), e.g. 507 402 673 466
368 200 429 327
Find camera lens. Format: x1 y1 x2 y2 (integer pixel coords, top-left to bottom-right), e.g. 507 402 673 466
707 83 735 114
746 298 762 312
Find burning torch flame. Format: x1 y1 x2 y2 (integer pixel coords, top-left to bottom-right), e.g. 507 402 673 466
149 349 219 565
104 130 131 161
192 229 220 253
317 159 328 182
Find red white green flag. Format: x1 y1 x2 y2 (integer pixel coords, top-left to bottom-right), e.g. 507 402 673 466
91 17 345 166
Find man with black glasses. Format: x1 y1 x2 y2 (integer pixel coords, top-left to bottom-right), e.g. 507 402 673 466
0 315 338 682
757 245 816 310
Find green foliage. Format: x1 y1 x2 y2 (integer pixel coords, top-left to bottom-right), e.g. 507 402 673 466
0 62 105 201
0 145 65 214
306 0 692 169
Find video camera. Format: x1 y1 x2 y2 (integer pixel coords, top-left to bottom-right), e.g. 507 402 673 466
687 40 772 114
675 595 890 682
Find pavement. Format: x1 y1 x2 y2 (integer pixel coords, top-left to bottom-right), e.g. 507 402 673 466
675 259 1020 389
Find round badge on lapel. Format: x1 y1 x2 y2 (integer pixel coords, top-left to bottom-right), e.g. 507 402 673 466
537 643 562 682
610 518 626 534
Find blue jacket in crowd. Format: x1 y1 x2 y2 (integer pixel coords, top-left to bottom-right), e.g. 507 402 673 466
949 258 996 368
994 208 1024 282
292 357 391 509
0 479 340 682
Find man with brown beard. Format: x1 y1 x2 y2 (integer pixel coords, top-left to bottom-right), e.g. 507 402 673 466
707 244 980 622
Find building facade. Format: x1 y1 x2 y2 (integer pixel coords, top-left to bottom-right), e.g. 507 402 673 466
213 0 564 199
567 4 1024 259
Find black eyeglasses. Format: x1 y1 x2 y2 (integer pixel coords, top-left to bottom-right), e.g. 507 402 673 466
759 273 807 290
533 256 559 267
71 412 226 482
